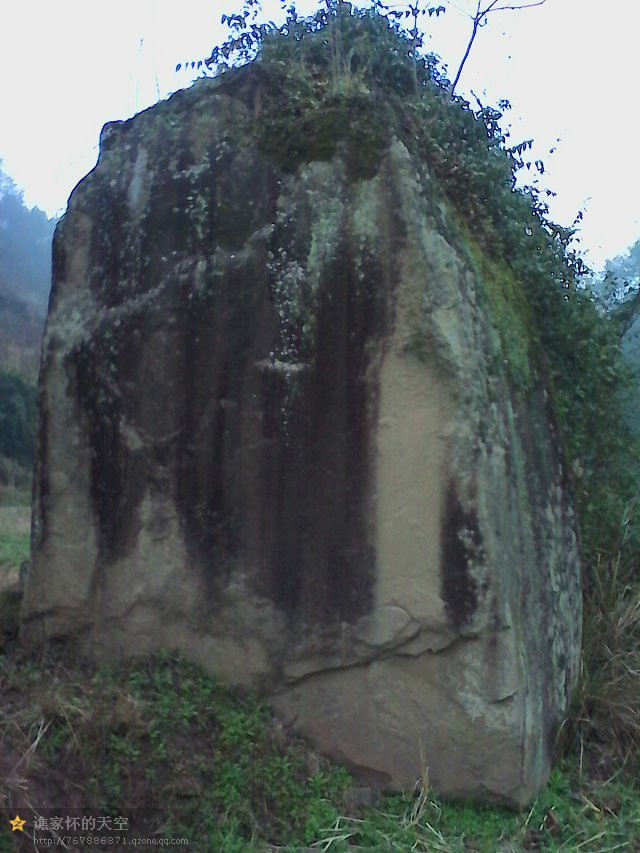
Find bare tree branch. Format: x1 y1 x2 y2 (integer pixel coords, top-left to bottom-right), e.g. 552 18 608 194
484 1 545 11
449 18 479 94
479 0 500 15
449 0 545 95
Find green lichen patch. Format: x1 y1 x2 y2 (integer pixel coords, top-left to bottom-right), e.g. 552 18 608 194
450 210 536 391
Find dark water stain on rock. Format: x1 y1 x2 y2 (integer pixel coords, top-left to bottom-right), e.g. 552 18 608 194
66 330 145 563
169 229 389 625
440 482 483 630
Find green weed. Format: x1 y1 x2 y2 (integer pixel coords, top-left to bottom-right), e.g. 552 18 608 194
0 650 638 852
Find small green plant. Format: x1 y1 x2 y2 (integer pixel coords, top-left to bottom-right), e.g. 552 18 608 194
0 650 638 851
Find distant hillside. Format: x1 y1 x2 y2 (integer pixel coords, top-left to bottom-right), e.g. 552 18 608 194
0 162 56 378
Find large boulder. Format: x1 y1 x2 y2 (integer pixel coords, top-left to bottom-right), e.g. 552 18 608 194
23 67 581 806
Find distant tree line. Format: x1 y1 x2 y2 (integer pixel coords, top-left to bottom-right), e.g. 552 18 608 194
0 161 55 314
0 370 37 469
0 161 55 472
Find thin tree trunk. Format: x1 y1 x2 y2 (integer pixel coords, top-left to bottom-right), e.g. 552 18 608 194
449 0 544 96
450 20 478 96
411 9 419 94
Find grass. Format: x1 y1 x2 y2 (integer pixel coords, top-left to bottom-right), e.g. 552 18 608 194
0 490 30 509
0 649 638 853
0 478 31 508
0 458 637 853
0 492 30 589
570 545 640 778
0 530 29 574
0 496 638 853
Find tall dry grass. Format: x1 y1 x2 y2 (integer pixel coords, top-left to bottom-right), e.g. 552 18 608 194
572 526 640 771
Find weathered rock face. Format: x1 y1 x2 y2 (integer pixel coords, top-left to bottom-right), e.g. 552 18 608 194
23 70 582 805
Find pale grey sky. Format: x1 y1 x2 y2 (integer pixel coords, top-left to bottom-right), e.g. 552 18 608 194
1 0 638 270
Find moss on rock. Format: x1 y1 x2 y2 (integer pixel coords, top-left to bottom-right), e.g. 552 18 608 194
451 212 536 391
